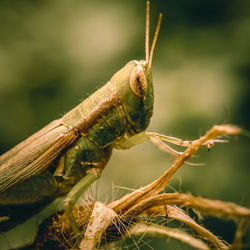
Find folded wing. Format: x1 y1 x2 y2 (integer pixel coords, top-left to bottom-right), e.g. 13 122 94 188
0 119 79 192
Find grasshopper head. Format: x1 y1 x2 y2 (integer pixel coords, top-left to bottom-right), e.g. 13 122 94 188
110 60 153 135
110 5 162 135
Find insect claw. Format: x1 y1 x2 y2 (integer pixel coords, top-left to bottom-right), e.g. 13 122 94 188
204 139 229 150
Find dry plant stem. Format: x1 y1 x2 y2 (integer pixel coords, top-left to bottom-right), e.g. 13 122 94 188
126 221 210 250
126 193 250 220
166 206 228 249
49 125 248 250
142 205 228 249
231 219 249 250
80 201 117 250
108 125 241 213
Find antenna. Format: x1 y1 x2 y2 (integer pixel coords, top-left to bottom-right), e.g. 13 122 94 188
145 1 150 63
148 13 163 71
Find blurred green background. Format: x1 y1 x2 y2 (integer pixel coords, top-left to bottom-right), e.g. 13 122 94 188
0 0 249 249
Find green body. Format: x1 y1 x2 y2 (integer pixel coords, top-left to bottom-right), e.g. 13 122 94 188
0 60 153 207
0 2 162 247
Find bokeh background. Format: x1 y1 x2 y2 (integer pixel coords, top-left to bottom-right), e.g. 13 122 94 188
0 0 249 249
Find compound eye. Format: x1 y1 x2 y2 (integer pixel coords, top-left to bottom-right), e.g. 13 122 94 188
129 65 147 97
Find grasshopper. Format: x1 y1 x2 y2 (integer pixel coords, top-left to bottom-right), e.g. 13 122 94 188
0 1 214 247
